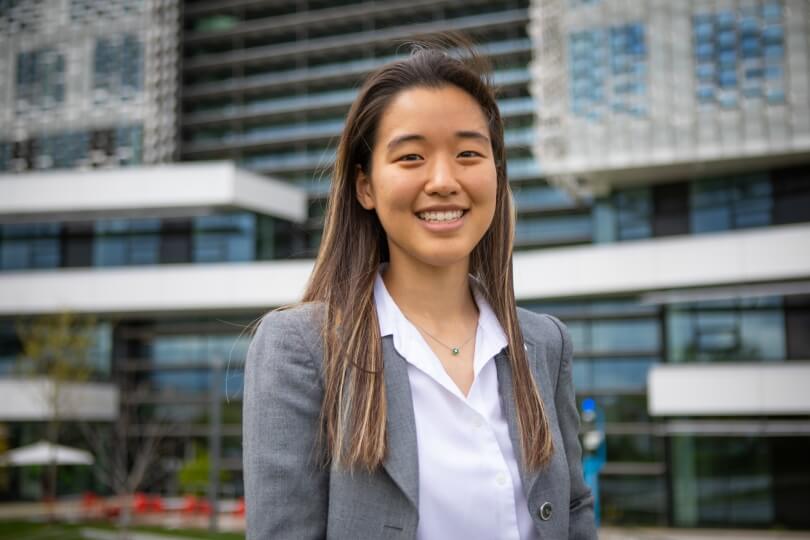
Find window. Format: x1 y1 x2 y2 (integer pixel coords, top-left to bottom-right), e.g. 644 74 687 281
693 2 785 108
614 187 652 240
15 48 65 112
691 174 772 233
569 22 647 120
93 34 143 102
573 357 658 391
667 297 786 363
0 223 61 270
94 218 161 267
652 182 689 237
193 213 255 263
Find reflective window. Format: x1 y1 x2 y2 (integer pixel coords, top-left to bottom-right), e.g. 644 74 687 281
610 24 647 116
606 434 664 463
576 394 649 423
670 436 782 527
569 22 647 121
0 321 20 375
15 48 65 112
0 223 61 270
513 184 574 212
94 34 143 102
94 218 161 267
0 142 13 171
692 174 772 233
514 214 592 246
601 474 667 525
667 297 786 362
152 334 250 367
193 213 256 263
573 357 658 391
568 319 660 355
693 3 785 108
614 188 652 240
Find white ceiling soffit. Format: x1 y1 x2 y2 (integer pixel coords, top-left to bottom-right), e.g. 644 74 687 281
0 161 308 224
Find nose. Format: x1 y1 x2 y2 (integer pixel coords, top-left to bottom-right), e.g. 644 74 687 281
424 155 460 196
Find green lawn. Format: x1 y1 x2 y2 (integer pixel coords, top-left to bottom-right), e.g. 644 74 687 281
0 520 244 540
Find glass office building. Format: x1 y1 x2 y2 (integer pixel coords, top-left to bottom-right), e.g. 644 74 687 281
530 0 810 529
2 0 810 530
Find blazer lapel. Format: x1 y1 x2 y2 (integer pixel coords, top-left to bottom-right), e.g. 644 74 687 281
495 343 549 506
381 335 419 510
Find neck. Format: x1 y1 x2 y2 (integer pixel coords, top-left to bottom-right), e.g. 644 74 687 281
382 253 478 331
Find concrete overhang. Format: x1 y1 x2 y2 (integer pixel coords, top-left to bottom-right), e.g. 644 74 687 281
0 161 308 224
0 378 118 421
0 223 809 315
544 148 810 198
648 362 810 417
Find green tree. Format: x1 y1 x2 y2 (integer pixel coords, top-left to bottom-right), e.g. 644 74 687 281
15 312 97 501
177 445 231 496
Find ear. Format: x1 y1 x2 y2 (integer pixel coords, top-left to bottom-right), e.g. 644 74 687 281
355 165 376 210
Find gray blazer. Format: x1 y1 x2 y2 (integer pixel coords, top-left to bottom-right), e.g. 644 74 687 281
243 302 596 539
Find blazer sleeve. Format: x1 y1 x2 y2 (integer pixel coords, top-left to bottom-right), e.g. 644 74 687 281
243 309 328 540
547 315 598 539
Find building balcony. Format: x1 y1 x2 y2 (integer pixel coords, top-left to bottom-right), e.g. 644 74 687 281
0 161 308 224
2 222 808 315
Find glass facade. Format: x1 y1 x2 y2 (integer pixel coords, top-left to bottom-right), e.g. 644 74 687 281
596 166 810 243
0 213 291 272
693 2 786 107
0 126 143 172
523 290 810 528
93 34 143 102
15 48 65 113
180 0 593 252
569 22 647 121
671 436 810 529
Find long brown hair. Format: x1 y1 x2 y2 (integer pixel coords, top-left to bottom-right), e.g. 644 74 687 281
301 38 554 472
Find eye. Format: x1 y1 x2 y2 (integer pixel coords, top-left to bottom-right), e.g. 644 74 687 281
458 150 484 158
397 154 423 162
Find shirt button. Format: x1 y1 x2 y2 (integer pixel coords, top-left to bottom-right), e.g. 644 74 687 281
495 473 507 486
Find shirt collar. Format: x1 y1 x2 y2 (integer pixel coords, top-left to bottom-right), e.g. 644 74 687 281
373 265 508 352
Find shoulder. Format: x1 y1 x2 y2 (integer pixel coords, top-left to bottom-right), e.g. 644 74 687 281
248 302 326 370
516 307 569 349
253 302 325 344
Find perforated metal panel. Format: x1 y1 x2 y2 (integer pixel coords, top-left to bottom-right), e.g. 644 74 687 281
0 0 178 171
530 0 810 195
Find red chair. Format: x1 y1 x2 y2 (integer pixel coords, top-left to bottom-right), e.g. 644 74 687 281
149 495 164 513
181 495 198 515
133 492 150 514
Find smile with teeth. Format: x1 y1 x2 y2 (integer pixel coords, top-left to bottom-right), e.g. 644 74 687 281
417 209 465 222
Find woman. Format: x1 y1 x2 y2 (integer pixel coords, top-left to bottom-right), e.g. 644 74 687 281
243 41 596 540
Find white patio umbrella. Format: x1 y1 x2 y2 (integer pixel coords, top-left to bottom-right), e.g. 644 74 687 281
0 440 94 466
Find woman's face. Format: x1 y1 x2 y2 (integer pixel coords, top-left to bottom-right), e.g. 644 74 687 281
355 84 498 270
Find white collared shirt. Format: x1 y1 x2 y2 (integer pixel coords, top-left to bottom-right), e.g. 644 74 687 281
373 270 538 540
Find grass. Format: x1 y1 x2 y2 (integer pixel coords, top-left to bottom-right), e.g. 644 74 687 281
0 520 244 540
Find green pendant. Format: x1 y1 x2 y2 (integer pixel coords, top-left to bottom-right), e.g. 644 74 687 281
451 347 460 355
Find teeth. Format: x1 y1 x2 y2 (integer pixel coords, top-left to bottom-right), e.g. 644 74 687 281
417 210 464 222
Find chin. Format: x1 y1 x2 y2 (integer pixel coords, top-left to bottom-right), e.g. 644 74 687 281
414 248 473 269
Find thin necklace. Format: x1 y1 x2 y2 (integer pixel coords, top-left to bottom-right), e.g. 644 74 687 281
407 317 477 356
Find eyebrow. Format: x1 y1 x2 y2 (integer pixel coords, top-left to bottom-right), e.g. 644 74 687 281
386 130 491 151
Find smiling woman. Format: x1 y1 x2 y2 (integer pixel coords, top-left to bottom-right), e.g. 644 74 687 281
355 85 497 270
243 35 596 540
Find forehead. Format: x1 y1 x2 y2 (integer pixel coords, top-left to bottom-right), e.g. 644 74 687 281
375 85 490 142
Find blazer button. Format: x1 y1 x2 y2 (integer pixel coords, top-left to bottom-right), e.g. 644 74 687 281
538 502 552 521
